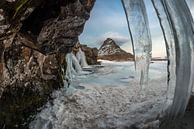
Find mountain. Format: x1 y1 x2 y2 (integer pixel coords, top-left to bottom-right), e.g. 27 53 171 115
98 38 134 61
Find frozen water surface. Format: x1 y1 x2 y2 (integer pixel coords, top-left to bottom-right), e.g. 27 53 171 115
30 60 168 129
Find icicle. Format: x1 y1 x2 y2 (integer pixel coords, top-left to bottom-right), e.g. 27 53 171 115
121 0 152 89
65 53 77 82
152 0 194 118
76 48 89 68
186 0 194 18
71 52 83 73
186 0 194 32
151 0 176 114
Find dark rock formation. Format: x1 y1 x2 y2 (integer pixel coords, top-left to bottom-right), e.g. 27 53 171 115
0 0 95 128
73 42 99 65
98 38 134 61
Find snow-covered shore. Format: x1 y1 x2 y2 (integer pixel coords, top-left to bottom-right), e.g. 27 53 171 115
30 60 169 129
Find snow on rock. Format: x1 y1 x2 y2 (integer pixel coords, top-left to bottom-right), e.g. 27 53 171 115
98 38 134 61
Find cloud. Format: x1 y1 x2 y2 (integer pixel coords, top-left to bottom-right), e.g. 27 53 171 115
96 32 130 46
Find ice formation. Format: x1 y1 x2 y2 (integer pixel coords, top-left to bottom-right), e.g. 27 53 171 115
65 49 92 83
151 0 177 114
151 0 194 118
121 0 152 89
76 48 89 68
122 0 194 119
71 52 82 73
65 53 76 82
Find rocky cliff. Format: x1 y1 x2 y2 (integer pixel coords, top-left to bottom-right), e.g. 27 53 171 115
98 38 134 61
73 42 99 65
0 0 95 128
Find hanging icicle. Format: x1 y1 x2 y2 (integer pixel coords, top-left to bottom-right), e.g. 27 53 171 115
121 0 152 89
151 0 176 114
65 53 77 83
76 48 89 68
152 0 194 118
71 52 83 73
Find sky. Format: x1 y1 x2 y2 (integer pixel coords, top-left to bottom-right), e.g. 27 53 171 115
79 0 194 58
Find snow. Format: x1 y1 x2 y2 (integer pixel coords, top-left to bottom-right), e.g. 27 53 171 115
98 46 122 56
30 60 168 129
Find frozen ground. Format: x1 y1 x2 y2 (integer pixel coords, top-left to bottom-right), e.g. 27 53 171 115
30 60 168 129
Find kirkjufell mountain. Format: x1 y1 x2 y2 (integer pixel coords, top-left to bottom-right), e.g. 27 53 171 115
98 38 134 61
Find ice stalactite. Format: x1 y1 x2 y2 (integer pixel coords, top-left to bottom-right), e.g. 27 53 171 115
76 48 89 68
71 52 83 73
186 0 194 18
65 53 77 82
152 0 194 118
151 0 176 114
121 0 152 90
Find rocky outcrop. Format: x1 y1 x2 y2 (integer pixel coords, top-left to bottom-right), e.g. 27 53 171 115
73 42 99 65
98 38 134 61
0 0 95 128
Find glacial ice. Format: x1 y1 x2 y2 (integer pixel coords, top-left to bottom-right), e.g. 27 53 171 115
121 0 152 89
151 0 194 118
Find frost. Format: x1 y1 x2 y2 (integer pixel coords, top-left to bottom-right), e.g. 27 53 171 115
121 0 152 89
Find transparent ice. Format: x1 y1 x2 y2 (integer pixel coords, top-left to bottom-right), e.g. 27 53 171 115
121 0 152 89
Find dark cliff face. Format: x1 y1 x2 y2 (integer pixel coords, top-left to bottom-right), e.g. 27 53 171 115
0 0 95 128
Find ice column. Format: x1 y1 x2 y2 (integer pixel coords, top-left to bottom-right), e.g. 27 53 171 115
65 53 77 82
186 0 194 19
71 52 82 73
121 0 152 89
152 0 194 118
76 48 89 68
151 0 176 114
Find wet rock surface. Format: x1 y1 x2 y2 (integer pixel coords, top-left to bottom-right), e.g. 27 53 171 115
0 0 95 128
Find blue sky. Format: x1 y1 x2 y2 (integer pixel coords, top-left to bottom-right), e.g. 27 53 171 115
79 0 194 57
